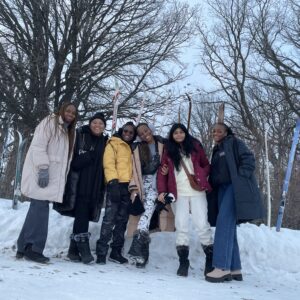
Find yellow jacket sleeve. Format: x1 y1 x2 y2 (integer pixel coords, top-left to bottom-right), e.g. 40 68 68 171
103 141 118 183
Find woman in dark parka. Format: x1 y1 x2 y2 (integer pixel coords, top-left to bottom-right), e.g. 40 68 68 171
65 112 108 264
205 123 264 283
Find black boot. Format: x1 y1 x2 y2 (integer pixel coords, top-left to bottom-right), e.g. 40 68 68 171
202 244 214 276
136 232 150 268
176 245 189 277
109 248 128 264
128 230 143 258
24 244 50 264
96 255 106 265
67 234 81 262
74 232 94 264
128 230 150 268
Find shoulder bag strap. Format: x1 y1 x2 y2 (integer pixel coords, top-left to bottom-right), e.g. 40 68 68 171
180 159 192 179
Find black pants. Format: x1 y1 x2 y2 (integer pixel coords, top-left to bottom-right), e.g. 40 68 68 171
17 199 49 254
72 197 90 234
96 183 131 256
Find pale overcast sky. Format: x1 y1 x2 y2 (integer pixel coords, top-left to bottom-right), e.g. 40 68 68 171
176 0 213 92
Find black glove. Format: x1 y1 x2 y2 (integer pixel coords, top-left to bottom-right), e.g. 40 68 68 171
128 194 145 216
155 193 175 213
38 168 49 188
107 179 120 203
155 200 169 213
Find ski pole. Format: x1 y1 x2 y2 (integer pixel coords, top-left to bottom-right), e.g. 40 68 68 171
276 119 300 231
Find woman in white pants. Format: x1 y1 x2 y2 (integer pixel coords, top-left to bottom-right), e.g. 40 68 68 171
157 123 213 277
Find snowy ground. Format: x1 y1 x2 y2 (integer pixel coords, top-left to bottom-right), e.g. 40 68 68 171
0 199 300 300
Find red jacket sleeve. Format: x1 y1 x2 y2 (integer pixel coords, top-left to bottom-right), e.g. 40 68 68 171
157 149 169 194
196 143 210 177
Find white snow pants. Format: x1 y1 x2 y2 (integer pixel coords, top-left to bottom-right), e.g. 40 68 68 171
171 193 213 246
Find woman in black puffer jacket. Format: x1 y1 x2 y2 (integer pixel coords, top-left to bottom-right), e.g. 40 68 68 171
59 112 107 264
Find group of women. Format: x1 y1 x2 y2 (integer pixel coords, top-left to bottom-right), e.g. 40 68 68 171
16 101 264 283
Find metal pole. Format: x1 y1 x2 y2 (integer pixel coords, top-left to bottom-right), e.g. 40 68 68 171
264 126 271 228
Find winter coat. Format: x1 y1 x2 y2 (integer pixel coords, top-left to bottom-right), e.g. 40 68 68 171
103 134 132 183
62 125 107 222
21 115 74 203
208 135 264 225
157 141 211 199
128 136 164 201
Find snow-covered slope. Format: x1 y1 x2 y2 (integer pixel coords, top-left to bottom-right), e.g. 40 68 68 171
0 199 299 300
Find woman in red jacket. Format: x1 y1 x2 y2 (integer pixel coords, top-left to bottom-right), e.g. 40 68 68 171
157 123 213 277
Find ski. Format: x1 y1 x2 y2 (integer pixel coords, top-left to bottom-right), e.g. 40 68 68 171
12 131 27 209
276 118 300 231
111 80 120 135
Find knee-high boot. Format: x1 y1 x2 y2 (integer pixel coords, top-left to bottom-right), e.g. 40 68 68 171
176 245 190 277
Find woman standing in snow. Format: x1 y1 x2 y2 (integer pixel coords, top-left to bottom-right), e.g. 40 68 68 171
17 102 78 263
127 123 165 268
64 112 107 264
205 123 264 283
157 123 213 277
95 122 137 265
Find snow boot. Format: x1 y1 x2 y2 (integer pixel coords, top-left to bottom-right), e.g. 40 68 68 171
74 232 94 264
128 230 143 258
176 245 190 277
205 268 232 283
136 234 150 268
24 244 49 264
202 244 213 275
96 255 106 265
128 230 150 268
67 234 81 262
109 248 128 264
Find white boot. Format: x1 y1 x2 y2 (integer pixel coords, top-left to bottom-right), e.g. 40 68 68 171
205 268 232 283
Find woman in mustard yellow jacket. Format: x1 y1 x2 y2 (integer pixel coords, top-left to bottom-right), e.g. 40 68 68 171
96 122 137 264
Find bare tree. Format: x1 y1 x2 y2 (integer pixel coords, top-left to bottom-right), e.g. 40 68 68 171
248 0 300 116
0 0 195 134
195 0 300 228
0 0 197 199
196 0 264 143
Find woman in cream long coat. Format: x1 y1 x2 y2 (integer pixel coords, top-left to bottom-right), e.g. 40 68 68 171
17 102 78 264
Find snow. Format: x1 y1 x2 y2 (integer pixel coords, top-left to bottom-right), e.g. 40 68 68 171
0 199 300 300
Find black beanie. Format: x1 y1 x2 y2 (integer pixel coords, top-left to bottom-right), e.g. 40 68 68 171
89 112 106 126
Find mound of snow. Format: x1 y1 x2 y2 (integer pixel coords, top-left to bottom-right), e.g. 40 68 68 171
0 199 300 300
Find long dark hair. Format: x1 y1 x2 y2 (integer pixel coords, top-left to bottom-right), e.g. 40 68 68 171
166 123 200 171
56 102 78 157
136 122 154 166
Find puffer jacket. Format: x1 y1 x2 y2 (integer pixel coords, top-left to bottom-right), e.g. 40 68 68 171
21 115 74 203
103 134 132 183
